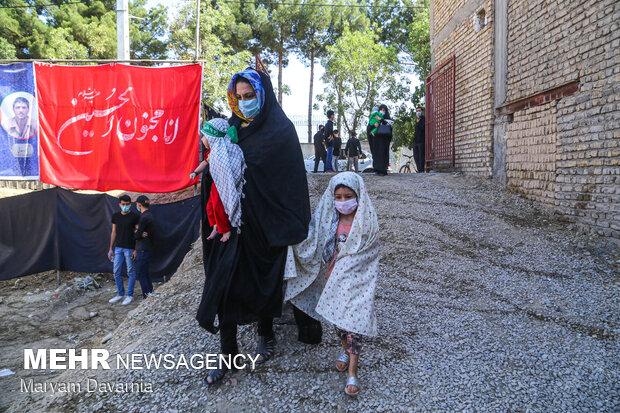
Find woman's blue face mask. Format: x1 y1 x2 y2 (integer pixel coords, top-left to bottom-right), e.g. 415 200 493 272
239 98 260 119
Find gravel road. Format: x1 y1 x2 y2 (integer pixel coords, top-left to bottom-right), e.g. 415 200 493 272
6 173 619 412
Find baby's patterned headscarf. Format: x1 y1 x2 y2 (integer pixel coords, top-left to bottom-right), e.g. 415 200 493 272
201 118 246 231
227 69 266 122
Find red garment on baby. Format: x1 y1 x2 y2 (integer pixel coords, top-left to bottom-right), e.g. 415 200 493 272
206 183 231 234
327 220 352 278
204 148 231 234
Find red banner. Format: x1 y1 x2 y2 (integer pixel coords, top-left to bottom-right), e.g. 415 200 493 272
36 63 202 192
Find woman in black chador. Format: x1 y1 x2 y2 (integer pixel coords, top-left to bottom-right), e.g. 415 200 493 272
196 68 318 385
372 104 393 176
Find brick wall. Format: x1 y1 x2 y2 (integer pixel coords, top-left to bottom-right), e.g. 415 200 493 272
506 0 620 238
432 0 495 176
432 0 468 35
506 103 558 209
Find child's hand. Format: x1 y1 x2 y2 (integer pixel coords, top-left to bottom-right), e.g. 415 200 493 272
207 226 218 240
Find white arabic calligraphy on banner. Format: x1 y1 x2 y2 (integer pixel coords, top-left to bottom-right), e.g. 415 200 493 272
57 87 180 156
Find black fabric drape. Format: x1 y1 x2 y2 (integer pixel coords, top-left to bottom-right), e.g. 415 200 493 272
0 190 57 280
0 188 200 281
197 70 311 332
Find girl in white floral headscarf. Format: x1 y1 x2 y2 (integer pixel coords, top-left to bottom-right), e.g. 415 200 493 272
285 172 380 397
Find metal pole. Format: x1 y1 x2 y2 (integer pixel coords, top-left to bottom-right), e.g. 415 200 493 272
195 0 201 60
57 269 61 285
116 0 130 60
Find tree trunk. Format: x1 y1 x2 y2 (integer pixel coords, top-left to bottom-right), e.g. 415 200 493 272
337 81 342 134
307 47 315 143
277 34 284 106
338 82 346 137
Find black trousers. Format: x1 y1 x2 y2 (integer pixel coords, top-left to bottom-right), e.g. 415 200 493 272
413 142 425 172
219 318 274 355
314 147 327 172
293 306 323 344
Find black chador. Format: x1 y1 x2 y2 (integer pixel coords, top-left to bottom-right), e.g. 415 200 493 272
196 70 321 343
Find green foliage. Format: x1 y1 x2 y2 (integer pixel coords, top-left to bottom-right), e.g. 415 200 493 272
129 0 168 60
391 105 416 151
169 2 251 111
365 0 430 150
319 26 404 135
0 0 168 59
0 37 16 59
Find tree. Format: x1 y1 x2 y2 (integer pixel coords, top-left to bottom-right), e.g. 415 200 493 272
0 0 168 60
169 1 252 112
319 27 404 136
367 0 430 150
264 2 302 106
129 0 168 60
293 0 332 142
293 0 370 142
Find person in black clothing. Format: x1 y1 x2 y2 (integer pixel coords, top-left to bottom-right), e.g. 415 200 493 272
313 125 326 173
324 110 335 172
373 104 392 176
197 69 313 385
133 195 154 299
108 194 139 306
412 106 426 173
332 129 342 172
345 131 363 172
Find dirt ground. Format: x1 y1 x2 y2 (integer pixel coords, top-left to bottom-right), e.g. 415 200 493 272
0 270 164 411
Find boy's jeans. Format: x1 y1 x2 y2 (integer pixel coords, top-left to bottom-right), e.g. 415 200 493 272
326 147 333 171
113 247 136 297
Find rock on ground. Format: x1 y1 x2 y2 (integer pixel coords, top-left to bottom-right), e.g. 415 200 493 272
6 173 619 413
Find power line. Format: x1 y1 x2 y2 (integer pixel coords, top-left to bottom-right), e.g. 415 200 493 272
216 1 425 9
0 1 86 9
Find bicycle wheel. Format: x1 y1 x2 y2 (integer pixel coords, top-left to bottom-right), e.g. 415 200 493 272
399 164 411 173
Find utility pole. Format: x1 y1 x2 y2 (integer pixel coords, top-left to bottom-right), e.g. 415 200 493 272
195 0 201 60
116 0 130 60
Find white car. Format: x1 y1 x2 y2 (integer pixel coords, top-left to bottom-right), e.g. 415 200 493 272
305 150 375 173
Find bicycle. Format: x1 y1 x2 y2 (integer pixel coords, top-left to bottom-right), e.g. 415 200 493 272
399 154 418 173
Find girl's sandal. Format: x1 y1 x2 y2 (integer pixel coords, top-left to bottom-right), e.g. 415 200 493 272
335 352 349 372
203 366 229 386
254 335 276 365
344 376 360 397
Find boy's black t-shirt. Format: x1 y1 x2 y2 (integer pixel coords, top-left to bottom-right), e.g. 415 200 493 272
112 211 139 249
134 210 155 251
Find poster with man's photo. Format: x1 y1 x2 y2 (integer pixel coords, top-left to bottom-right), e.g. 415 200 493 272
0 63 39 180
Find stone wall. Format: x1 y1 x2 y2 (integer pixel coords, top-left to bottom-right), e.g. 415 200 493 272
505 0 620 238
431 0 495 176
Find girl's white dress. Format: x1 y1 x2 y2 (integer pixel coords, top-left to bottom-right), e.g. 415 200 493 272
284 172 379 336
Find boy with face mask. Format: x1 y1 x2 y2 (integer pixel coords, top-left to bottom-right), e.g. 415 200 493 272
108 194 139 305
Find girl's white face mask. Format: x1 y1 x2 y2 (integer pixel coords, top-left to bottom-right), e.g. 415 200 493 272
334 198 358 215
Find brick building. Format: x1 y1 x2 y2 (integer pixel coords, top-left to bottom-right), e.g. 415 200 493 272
429 0 619 239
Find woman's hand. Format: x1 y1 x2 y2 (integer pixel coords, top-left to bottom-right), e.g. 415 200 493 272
190 172 198 180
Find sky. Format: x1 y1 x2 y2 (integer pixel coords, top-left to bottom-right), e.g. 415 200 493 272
144 0 420 120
